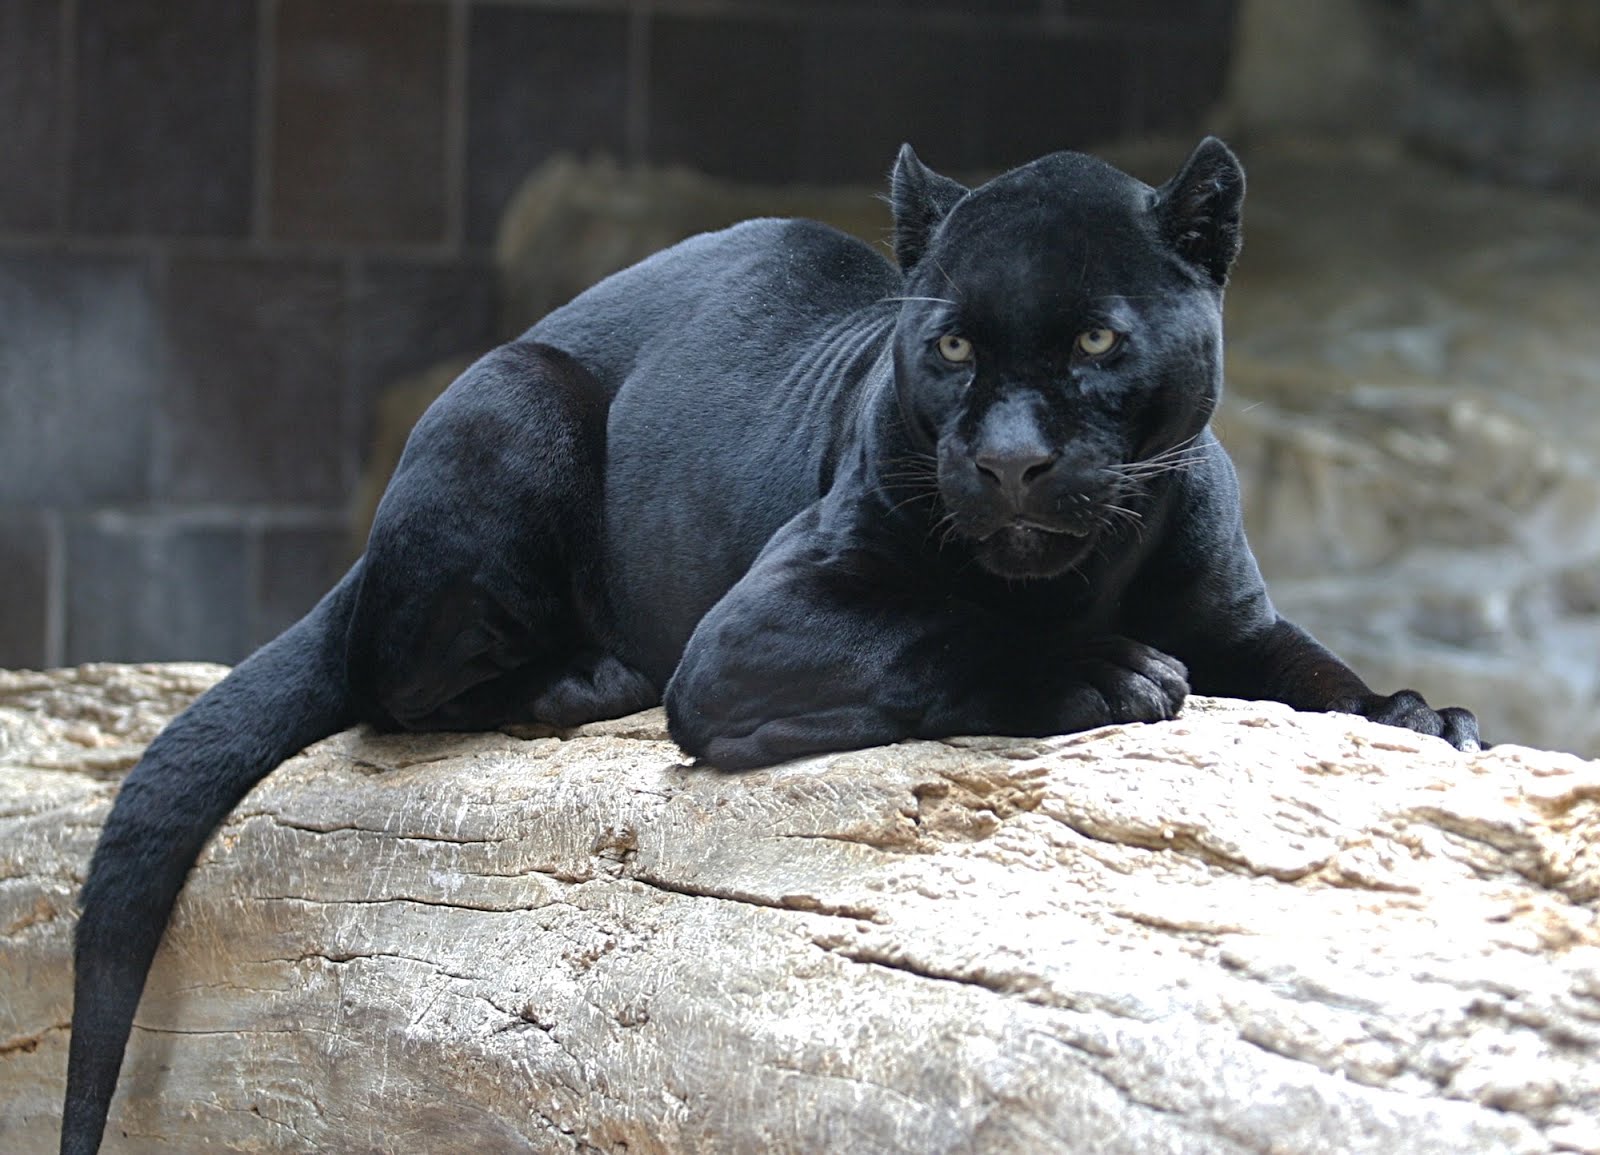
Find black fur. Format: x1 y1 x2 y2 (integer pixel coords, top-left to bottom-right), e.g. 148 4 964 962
60 138 1479 1153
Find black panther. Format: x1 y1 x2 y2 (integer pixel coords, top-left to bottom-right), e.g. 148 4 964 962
59 138 1478 1153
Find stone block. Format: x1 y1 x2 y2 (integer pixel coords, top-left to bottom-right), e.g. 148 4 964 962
64 517 251 664
647 15 805 183
979 31 1134 165
251 526 352 649
271 0 449 244
0 512 52 669
646 16 1146 185
0 0 64 231
0 250 157 506
155 255 348 505
465 6 630 244
1132 33 1235 134
788 22 987 184
72 0 255 236
350 256 497 420
1068 0 1236 29
725 0 1037 10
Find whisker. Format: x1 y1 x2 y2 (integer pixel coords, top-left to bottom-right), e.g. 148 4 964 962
1104 434 1208 482
1129 450 1205 468
885 491 940 517
879 296 958 306
931 257 963 300
1109 457 1204 480
1129 442 1198 466
1097 502 1147 543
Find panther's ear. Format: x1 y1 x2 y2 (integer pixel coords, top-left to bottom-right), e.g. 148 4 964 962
1154 136 1245 287
891 144 969 271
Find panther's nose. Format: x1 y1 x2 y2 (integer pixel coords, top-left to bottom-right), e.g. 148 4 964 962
975 448 1058 501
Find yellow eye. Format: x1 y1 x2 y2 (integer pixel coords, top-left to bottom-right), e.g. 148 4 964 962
937 334 973 364
1076 328 1120 357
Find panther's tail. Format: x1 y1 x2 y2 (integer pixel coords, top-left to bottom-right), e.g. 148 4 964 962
60 565 365 1155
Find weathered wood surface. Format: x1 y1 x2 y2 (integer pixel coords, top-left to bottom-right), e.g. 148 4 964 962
2 664 1599 1154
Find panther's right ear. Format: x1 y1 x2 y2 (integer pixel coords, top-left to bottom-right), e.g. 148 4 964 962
891 144 969 271
1154 136 1246 287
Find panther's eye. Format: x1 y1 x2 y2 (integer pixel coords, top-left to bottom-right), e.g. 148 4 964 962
1076 328 1121 358
936 334 974 364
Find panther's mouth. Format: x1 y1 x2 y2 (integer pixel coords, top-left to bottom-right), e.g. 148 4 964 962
979 517 1092 542
971 518 1099 580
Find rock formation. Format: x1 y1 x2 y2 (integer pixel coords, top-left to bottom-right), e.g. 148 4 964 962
3 664 1598 1153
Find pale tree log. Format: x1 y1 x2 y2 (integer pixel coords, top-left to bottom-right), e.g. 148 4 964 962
2 665 1598 1155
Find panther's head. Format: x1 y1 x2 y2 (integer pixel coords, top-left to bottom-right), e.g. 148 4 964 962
887 138 1245 580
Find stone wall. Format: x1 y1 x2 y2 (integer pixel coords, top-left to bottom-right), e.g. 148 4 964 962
0 0 1237 670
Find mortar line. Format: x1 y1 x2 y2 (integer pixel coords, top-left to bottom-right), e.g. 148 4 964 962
341 253 363 503
44 509 66 668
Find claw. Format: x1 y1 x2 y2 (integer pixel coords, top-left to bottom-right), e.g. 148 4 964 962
1345 691 1482 752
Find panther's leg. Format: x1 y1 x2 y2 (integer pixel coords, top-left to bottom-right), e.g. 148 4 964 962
346 340 655 732
664 508 1187 769
1122 441 1481 750
395 647 658 732
1182 615 1482 750
519 648 659 728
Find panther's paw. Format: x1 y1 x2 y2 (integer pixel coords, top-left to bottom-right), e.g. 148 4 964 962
1336 689 1482 751
1066 638 1190 728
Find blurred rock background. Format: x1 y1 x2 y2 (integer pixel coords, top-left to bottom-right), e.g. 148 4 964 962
1 0 1596 753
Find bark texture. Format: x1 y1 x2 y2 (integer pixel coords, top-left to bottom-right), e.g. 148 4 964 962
2 664 1599 1154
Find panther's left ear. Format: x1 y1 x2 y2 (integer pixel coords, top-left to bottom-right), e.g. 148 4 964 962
891 144 969 271
1154 136 1246 287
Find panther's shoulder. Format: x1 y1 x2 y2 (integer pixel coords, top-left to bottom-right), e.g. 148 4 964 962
718 216 897 282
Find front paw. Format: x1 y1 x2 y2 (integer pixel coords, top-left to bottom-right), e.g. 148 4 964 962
1063 638 1189 728
1336 689 1482 751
